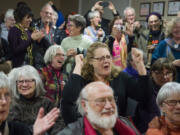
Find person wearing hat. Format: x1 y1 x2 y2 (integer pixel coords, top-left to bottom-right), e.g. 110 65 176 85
135 12 165 69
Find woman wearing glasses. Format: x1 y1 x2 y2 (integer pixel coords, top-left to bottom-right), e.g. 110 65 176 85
133 58 177 133
8 65 64 135
61 42 151 125
146 82 180 135
0 72 60 135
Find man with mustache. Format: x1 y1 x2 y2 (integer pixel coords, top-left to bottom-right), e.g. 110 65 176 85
56 81 139 135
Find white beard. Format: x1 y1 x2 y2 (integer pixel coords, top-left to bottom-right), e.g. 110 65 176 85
86 103 118 129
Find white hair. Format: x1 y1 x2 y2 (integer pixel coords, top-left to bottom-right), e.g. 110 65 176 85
0 72 9 90
8 65 45 99
88 11 100 21
44 45 65 64
4 9 14 21
86 101 117 129
156 82 180 107
123 7 135 17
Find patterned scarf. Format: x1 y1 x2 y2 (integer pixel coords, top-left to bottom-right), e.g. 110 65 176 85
112 34 127 69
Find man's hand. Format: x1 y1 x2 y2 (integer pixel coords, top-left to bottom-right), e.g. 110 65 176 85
33 107 59 135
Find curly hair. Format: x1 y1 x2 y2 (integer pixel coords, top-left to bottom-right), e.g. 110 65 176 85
14 5 33 23
165 17 180 37
81 42 121 82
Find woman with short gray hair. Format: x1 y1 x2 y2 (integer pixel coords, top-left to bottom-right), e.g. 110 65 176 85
8 65 65 135
39 45 69 107
146 82 180 135
84 10 105 42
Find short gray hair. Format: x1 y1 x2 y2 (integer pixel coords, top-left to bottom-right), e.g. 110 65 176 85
123 7 135 17
44 45 65 64
4 9 14 21
156 82 180 107
88 11 100 21
69 14 86 33
76 81 114 116
0 72 9 90
8 65 45 99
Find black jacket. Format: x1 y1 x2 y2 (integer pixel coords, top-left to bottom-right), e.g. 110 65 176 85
61 72 151 125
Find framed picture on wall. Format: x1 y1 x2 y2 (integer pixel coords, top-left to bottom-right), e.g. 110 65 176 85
168 1 180 16
152 2 165 16
140 3 151 17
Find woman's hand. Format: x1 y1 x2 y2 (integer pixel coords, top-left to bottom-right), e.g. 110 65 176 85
31 30 44 42
131 48 146 75
33 107 59 135
73 54 84 75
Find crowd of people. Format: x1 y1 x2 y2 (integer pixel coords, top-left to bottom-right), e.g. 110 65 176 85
0 1 180 135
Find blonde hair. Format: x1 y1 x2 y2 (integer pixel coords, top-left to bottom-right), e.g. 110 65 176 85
81 42 121 82
165 17 180 37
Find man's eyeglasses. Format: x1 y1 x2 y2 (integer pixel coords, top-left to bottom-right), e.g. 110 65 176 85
17 79 35 85
164 100 180 106
83 97 116 107
91 55 112 62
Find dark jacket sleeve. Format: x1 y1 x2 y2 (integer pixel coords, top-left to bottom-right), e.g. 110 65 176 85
121 72 152 102
61 74 88 125
8 27 31 56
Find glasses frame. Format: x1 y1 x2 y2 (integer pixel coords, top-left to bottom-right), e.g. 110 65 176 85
83 97 116 107
16 79 35 85
164 100 180 107
91 55 112 62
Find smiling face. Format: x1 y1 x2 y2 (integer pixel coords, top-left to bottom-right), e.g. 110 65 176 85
161 93 180 126
125 9 135 24
40 5 53 24
17 76 36 99
90 48 112 80
148 15 161 31
51 49 65 70
21 15 32 29
91 12 101 27
152 68 174 86
68 21 81 36
172 21 180 40
84 83 117 129
0 88 11 124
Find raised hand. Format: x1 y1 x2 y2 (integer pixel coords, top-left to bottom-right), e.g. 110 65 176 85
33 107 60 135
73 54 84 75
131 48 146 75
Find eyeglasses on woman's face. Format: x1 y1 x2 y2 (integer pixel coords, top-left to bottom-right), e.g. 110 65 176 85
164 100 180 107
16 79 35 85
91 55 112 62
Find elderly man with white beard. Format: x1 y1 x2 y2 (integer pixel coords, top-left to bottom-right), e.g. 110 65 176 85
56 81 140 135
